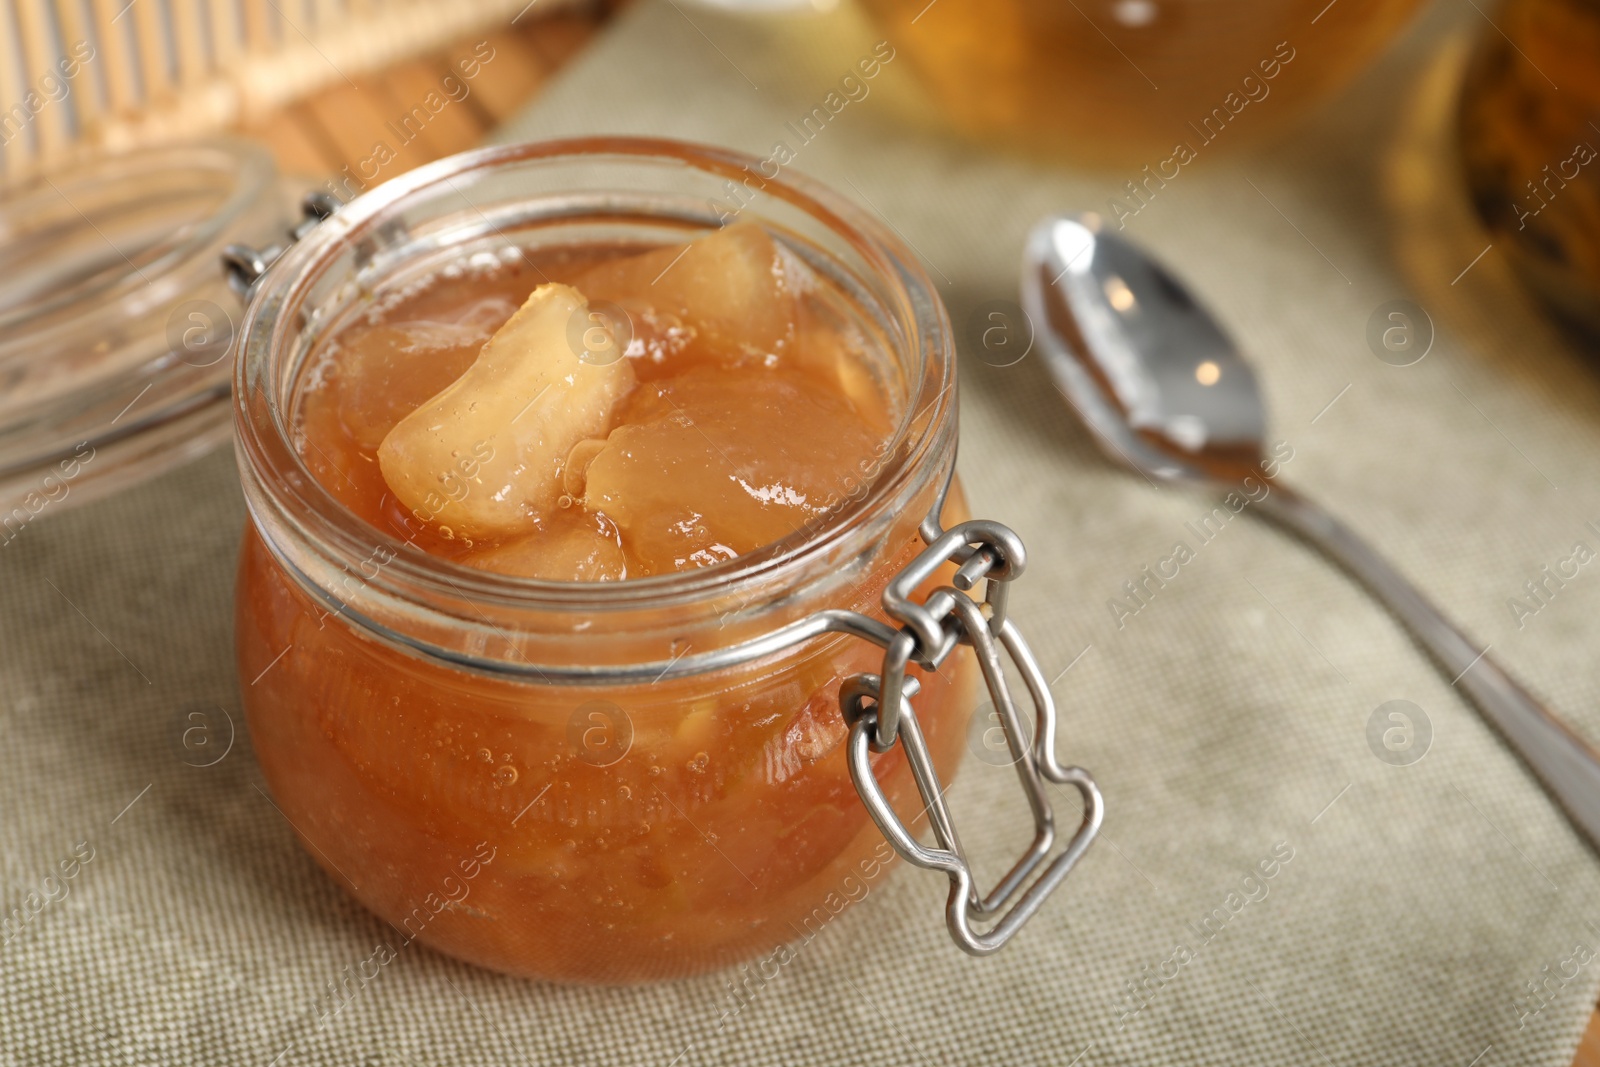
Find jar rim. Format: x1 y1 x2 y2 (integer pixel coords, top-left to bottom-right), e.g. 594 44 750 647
233 136 957 635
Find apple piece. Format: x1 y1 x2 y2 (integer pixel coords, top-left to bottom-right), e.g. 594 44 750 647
327 296 516 449
582 367 886 575
461 513 628 581
377 283 635 537
791 296 899 441
572 222 813 368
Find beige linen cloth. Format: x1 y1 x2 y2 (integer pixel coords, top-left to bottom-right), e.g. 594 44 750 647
5 1 1600 1063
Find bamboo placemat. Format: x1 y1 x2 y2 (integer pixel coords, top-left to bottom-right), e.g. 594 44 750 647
0 0 591 184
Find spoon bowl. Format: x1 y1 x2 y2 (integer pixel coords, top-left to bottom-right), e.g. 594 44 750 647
1022 215 1266 485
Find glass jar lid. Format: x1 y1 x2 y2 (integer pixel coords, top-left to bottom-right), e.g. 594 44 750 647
0 138 289 514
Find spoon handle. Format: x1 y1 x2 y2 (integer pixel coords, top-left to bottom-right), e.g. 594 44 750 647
1256 481 1600 851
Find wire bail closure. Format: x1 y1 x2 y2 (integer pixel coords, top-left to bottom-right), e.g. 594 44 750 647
838 484 1103 956
222 191 341 301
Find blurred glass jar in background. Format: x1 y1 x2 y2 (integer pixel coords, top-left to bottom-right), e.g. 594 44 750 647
1457 0 1600 340
858 0 1427 165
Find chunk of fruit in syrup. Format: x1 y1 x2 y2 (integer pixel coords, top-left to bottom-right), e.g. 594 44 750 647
581 367 887 574
377 283 635 537
462 511 628 581
327 296 516 450
572 222 805 368
580 220 897 434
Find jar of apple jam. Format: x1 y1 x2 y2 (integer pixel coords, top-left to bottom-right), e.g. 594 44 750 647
228 138 1100 984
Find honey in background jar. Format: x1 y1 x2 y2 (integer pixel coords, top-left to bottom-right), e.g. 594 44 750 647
1457 0 1600 340
858 0 1426 166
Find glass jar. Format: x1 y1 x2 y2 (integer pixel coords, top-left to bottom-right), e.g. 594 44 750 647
859 0 1426 165
231 138 1099 984
0 140 287 516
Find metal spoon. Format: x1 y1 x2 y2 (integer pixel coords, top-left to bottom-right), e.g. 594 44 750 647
1022 213 1600 851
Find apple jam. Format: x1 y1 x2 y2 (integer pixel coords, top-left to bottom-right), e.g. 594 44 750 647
293 223 901 578
236 215 974 983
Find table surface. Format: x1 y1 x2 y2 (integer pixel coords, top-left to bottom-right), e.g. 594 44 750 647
229 10 1600 1064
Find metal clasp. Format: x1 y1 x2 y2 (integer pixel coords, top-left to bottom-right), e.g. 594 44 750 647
222 191 341 300
840 516 1103 956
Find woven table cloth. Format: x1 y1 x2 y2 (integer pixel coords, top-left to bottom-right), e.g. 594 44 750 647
3 1 1600 1063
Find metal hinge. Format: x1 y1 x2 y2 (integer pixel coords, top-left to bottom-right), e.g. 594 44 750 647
838 509 1103 955
222 191 341 301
